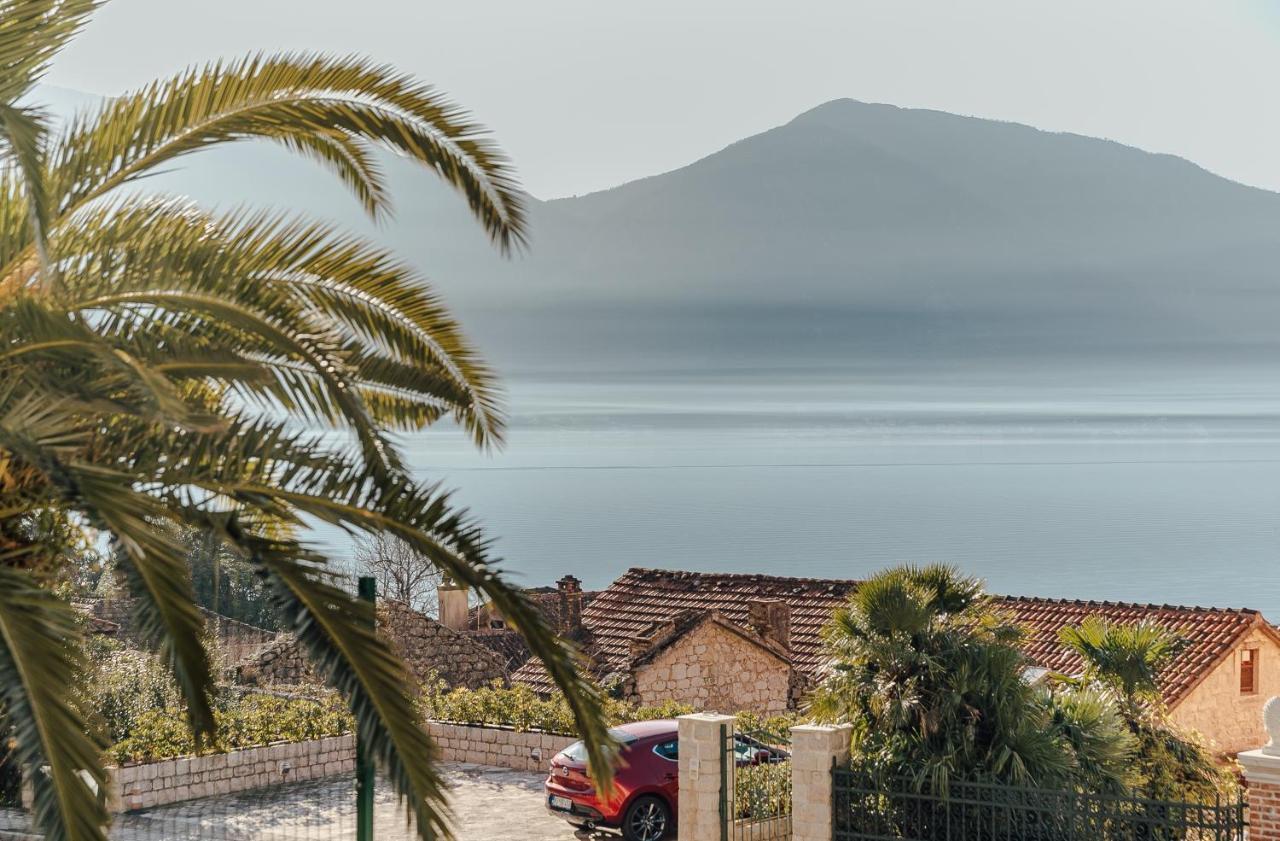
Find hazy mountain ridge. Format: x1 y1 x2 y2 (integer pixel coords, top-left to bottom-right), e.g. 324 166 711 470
34 90 1280 372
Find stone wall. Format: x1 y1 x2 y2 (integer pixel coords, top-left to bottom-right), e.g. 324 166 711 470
1170 628 1280 755
86 721 569 813
69 736 354 813
632 621 792 715
237 600 509 690
425 722 575 774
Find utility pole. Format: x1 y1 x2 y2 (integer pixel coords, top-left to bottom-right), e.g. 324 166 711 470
356 576 376 841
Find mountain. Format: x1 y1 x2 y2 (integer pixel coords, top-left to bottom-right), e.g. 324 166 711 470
39 92 1280 374
397 99 1280 373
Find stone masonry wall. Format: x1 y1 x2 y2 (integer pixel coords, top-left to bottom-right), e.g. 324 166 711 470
425 722 575 774
1170 628 1280 755
111 735 354 812
632 621 792 715
93 722 570 813
237 600 508 689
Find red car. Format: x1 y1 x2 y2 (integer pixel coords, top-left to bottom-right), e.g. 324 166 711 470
545 720 680 841
544 720 788 841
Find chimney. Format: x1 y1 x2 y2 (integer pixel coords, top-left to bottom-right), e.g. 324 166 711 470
557 575 583 634
438 577 469 632
747 599 791 650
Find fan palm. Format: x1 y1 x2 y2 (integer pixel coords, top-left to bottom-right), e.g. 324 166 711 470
810 565 1134 793
0 2 613 839
1059 618 1235 803
1058 617 1184 719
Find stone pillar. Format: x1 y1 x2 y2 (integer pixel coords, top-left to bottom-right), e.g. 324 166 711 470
791 723 853 841
678 713 734 841
1240 697 1280 841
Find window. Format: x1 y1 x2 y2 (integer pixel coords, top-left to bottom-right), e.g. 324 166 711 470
653 740 678 761
489 618 506 630
1241 647 1259 695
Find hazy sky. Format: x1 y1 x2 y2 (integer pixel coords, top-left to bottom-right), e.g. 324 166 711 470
46 0 1280 200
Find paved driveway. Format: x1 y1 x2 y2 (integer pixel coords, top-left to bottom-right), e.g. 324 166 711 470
0 763 590 840
444 762 583 841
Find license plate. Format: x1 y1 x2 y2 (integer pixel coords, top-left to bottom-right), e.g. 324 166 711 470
549 795 573 812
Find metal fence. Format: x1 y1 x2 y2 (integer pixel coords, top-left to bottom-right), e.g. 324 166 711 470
831 769 1247 841
721 724 792 841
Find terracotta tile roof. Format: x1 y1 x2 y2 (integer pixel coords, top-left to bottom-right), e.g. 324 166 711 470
510 568 1277 709
999 596 1276 706
510 568 857 692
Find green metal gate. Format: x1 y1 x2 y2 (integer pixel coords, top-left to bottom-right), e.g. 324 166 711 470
720 723 792 841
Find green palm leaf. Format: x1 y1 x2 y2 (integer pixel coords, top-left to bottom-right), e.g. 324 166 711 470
0 566 108 841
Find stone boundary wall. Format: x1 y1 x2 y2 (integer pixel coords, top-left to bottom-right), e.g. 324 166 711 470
110 735 354 812
425 721 575 774
57 723 569 813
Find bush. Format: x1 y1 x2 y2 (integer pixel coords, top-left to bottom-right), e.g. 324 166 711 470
417 676 794 737
735 760 791 820
83 637 184 744
108 693 352 764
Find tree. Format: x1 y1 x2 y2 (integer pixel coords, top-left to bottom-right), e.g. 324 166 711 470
181 527 279 631
810 565 1135 794
0 3 613 839
354 534 441 616
1059 618 1238 803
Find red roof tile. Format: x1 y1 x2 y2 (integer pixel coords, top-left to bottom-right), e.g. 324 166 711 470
511 568 1276 708
511 568 856 692
999 596 1274 706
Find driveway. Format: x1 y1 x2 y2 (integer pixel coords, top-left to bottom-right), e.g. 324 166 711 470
0 763 588 840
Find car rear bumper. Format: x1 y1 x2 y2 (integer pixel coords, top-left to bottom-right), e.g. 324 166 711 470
545 793 609 827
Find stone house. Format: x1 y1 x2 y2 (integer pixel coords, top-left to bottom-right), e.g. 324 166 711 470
506 567 1280 753
237 598 508 689
437 575 599 672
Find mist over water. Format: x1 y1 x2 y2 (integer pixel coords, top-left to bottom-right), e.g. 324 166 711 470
364 359 1280 620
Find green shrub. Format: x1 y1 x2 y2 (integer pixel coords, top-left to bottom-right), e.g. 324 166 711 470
83 637 184 744
108 693 352 764
734 760 791 820
417 676 789 737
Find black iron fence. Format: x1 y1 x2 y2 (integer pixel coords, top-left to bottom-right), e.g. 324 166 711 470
831 769 1246 841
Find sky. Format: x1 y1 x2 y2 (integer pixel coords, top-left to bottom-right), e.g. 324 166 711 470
45 0 1280 200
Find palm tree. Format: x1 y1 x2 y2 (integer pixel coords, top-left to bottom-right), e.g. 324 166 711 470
0 2 613 839
810 565 1134 793
1059 619 1235 803
1058 618 1184 720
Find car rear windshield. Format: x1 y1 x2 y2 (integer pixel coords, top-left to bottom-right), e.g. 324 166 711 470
562 729 640 763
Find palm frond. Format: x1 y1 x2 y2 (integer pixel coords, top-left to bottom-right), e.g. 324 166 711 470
0 0 98 104
0 566 108 841
48 53 526 247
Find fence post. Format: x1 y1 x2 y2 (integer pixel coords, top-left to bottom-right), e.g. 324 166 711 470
356 576 376 841
678 713 735 841
790 724 852 841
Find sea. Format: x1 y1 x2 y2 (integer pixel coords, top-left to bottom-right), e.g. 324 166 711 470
312 357 1280 621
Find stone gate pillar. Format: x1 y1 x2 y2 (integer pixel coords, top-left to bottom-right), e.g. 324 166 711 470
791 724 853 841
678 713 735 841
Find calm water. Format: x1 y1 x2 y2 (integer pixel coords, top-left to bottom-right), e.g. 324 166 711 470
325 365 1280 620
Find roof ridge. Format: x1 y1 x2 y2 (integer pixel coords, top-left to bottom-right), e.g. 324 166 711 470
620 566 861 589
996 594 1261 616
